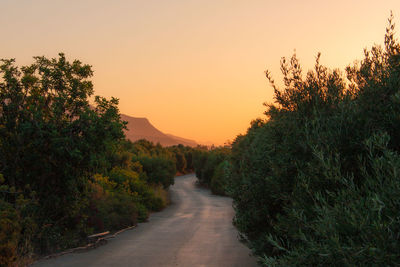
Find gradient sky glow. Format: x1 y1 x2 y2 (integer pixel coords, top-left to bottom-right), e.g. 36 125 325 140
1 0 400 145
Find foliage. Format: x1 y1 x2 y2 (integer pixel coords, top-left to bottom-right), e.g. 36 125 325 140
129 139 197 179
210 160 232 196
87 174 138 231
193 147 231 195
87 141 175 230
227 15 400 266
137 156 176 188
167 144 197 173
0 198 21 266
126 139 177 188
0 54 173 264
0 174 38 266
0 53 127 255
85 139 177 234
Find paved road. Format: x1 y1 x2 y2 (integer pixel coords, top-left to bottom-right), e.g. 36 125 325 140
33 174 257 267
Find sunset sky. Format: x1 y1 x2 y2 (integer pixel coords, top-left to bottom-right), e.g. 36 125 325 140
1 0 399 145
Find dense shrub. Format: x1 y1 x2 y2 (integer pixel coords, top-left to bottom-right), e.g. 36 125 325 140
0 199 20 266
88 174 138 231
167 144 197 173
193 147 231 195
0 174 38 266
138 156 176 188
228 16 400 266
88 162 169 232
210 160 232 196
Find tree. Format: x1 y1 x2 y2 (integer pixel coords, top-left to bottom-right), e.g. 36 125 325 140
0 53 126 252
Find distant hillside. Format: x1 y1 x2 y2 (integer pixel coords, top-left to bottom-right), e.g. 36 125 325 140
121 114 197 147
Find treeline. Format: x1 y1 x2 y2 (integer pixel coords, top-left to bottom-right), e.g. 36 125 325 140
0 54 194 266
194 17 400 266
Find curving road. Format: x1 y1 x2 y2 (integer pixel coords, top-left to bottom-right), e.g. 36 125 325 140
33 174 257 267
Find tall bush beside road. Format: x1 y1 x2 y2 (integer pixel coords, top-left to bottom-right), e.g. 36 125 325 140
228 16 400 266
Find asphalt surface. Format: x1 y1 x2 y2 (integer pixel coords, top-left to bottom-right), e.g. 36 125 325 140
33 174 257 267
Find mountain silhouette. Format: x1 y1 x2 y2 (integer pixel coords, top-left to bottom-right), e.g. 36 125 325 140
121 114 197 147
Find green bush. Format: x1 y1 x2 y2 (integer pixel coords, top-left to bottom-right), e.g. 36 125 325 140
88 168 168 233
193 147 231 194
210 160 232 196
138 156 176 188
167 144 197 173
0 175 38 266
228 16 400 266
88 175 139 231
0 199 20 266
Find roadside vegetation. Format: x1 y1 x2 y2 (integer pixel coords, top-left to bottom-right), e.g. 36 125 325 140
0 54 194 266
194 16 400 266
192 146 231 195
3 14 399 267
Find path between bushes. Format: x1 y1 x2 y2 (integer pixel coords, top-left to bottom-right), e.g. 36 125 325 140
33 174 257 267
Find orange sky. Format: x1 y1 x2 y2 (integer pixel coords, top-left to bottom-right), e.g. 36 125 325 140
1 0 399 145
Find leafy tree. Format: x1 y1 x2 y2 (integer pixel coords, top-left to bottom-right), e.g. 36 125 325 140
0 53 126 252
